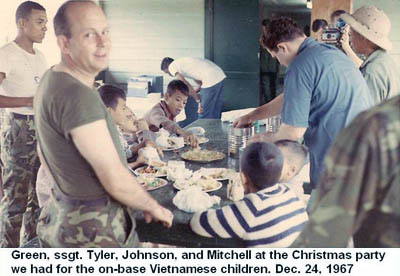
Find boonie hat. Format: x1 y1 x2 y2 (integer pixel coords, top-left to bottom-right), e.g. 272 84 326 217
340 5 392 50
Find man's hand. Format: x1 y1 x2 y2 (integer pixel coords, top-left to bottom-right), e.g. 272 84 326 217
143 206 173 228
340 25 351 51
197 103 204 114
182 132 198 148
232 114 253 128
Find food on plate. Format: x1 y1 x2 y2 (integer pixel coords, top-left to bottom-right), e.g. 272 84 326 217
174 175 222 192
156 136 185 150
135 165 167 177
180 148 225 162
136 175 168 191
194 168 235 180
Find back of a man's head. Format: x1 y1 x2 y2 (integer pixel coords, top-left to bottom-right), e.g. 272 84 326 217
161 57 174 71
274 139 308 179
98 84 127 110
240 142 283 190
262 16 304 51
53 0 96 38
16 1 46 23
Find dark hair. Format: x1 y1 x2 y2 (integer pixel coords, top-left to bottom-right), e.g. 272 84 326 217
274 139 308 175
330 10 346 22
261 18 270 27
166 80 189 97
240 142 283 190
16 1 45 23
262 16 304 51
311 19 328 32
98 84 127 109
53 0 95 38
161 57 174 71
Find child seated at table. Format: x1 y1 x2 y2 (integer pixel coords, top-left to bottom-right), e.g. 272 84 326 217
190 142 308 247
144 80 198 147
274 139 310 204
98 84 162 169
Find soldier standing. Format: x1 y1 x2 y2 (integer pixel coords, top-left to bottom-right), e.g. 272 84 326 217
0 1 48 248
34 0 172 247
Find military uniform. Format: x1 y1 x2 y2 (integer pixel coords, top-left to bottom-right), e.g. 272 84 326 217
34 69 138 247
292 95 400 247
0 42 47 247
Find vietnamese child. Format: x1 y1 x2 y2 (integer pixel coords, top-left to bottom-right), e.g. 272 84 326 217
190 142 308 247
144 80 198 147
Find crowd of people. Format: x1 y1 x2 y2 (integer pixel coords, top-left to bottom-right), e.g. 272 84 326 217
0 0 398 248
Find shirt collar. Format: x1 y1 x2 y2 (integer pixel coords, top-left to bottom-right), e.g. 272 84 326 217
360 49 386 70
160 100 175 121
297 37 315 56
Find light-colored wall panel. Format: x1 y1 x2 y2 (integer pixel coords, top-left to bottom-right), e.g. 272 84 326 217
103 0 205 91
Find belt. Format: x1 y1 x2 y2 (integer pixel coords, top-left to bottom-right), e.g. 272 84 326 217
11 112 34 120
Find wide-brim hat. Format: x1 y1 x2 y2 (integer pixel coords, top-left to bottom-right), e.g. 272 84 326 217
340 5 392 51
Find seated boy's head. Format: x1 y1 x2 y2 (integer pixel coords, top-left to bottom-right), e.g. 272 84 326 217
240 142 283 193
274 140 308 181
164 80 189 117
98 84 138 132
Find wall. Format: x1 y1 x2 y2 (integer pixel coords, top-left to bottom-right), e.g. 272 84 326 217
353 0 400 67
102 0 205 92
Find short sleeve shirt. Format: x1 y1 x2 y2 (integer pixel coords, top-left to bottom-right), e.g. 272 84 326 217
34 69 127 199
360 49 400 104
0 42 48 114
168 57 226 88
281 38 373 188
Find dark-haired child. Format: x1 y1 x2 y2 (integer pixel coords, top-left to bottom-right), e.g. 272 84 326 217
190 142 308 247
98 84 161 168
144 80 198 147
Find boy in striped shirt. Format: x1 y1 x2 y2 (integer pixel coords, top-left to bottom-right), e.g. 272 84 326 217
190 142 308 247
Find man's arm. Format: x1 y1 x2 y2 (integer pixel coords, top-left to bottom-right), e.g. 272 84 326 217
70 119 173 227
291 112 388 247
233 94 283 127
250 123 306 143
0 73 33 107
175 72 201 102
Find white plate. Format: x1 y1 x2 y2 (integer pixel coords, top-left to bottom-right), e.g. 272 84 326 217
134 166 167 177
159 144 185 151
195 168 234 181
138 177 169 191
173 181 222 193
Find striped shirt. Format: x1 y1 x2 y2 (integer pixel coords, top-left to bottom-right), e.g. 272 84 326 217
190 183 308 247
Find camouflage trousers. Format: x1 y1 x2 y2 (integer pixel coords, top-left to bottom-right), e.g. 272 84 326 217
0 113 40 247
37 184 138 248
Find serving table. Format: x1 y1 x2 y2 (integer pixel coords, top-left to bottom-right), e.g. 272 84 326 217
134 119 246 247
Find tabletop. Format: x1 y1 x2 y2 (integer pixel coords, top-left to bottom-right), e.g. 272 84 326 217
134 119 247 247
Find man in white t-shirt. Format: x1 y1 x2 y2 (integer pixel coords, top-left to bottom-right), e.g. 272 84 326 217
0 1 48 247
161 57 226 126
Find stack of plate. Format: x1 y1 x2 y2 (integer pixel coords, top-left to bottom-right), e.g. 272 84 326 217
228 125 254 158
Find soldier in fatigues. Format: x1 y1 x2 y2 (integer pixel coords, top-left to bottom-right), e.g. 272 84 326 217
0 1 48 247
34 0 173 247
292 95 400 247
